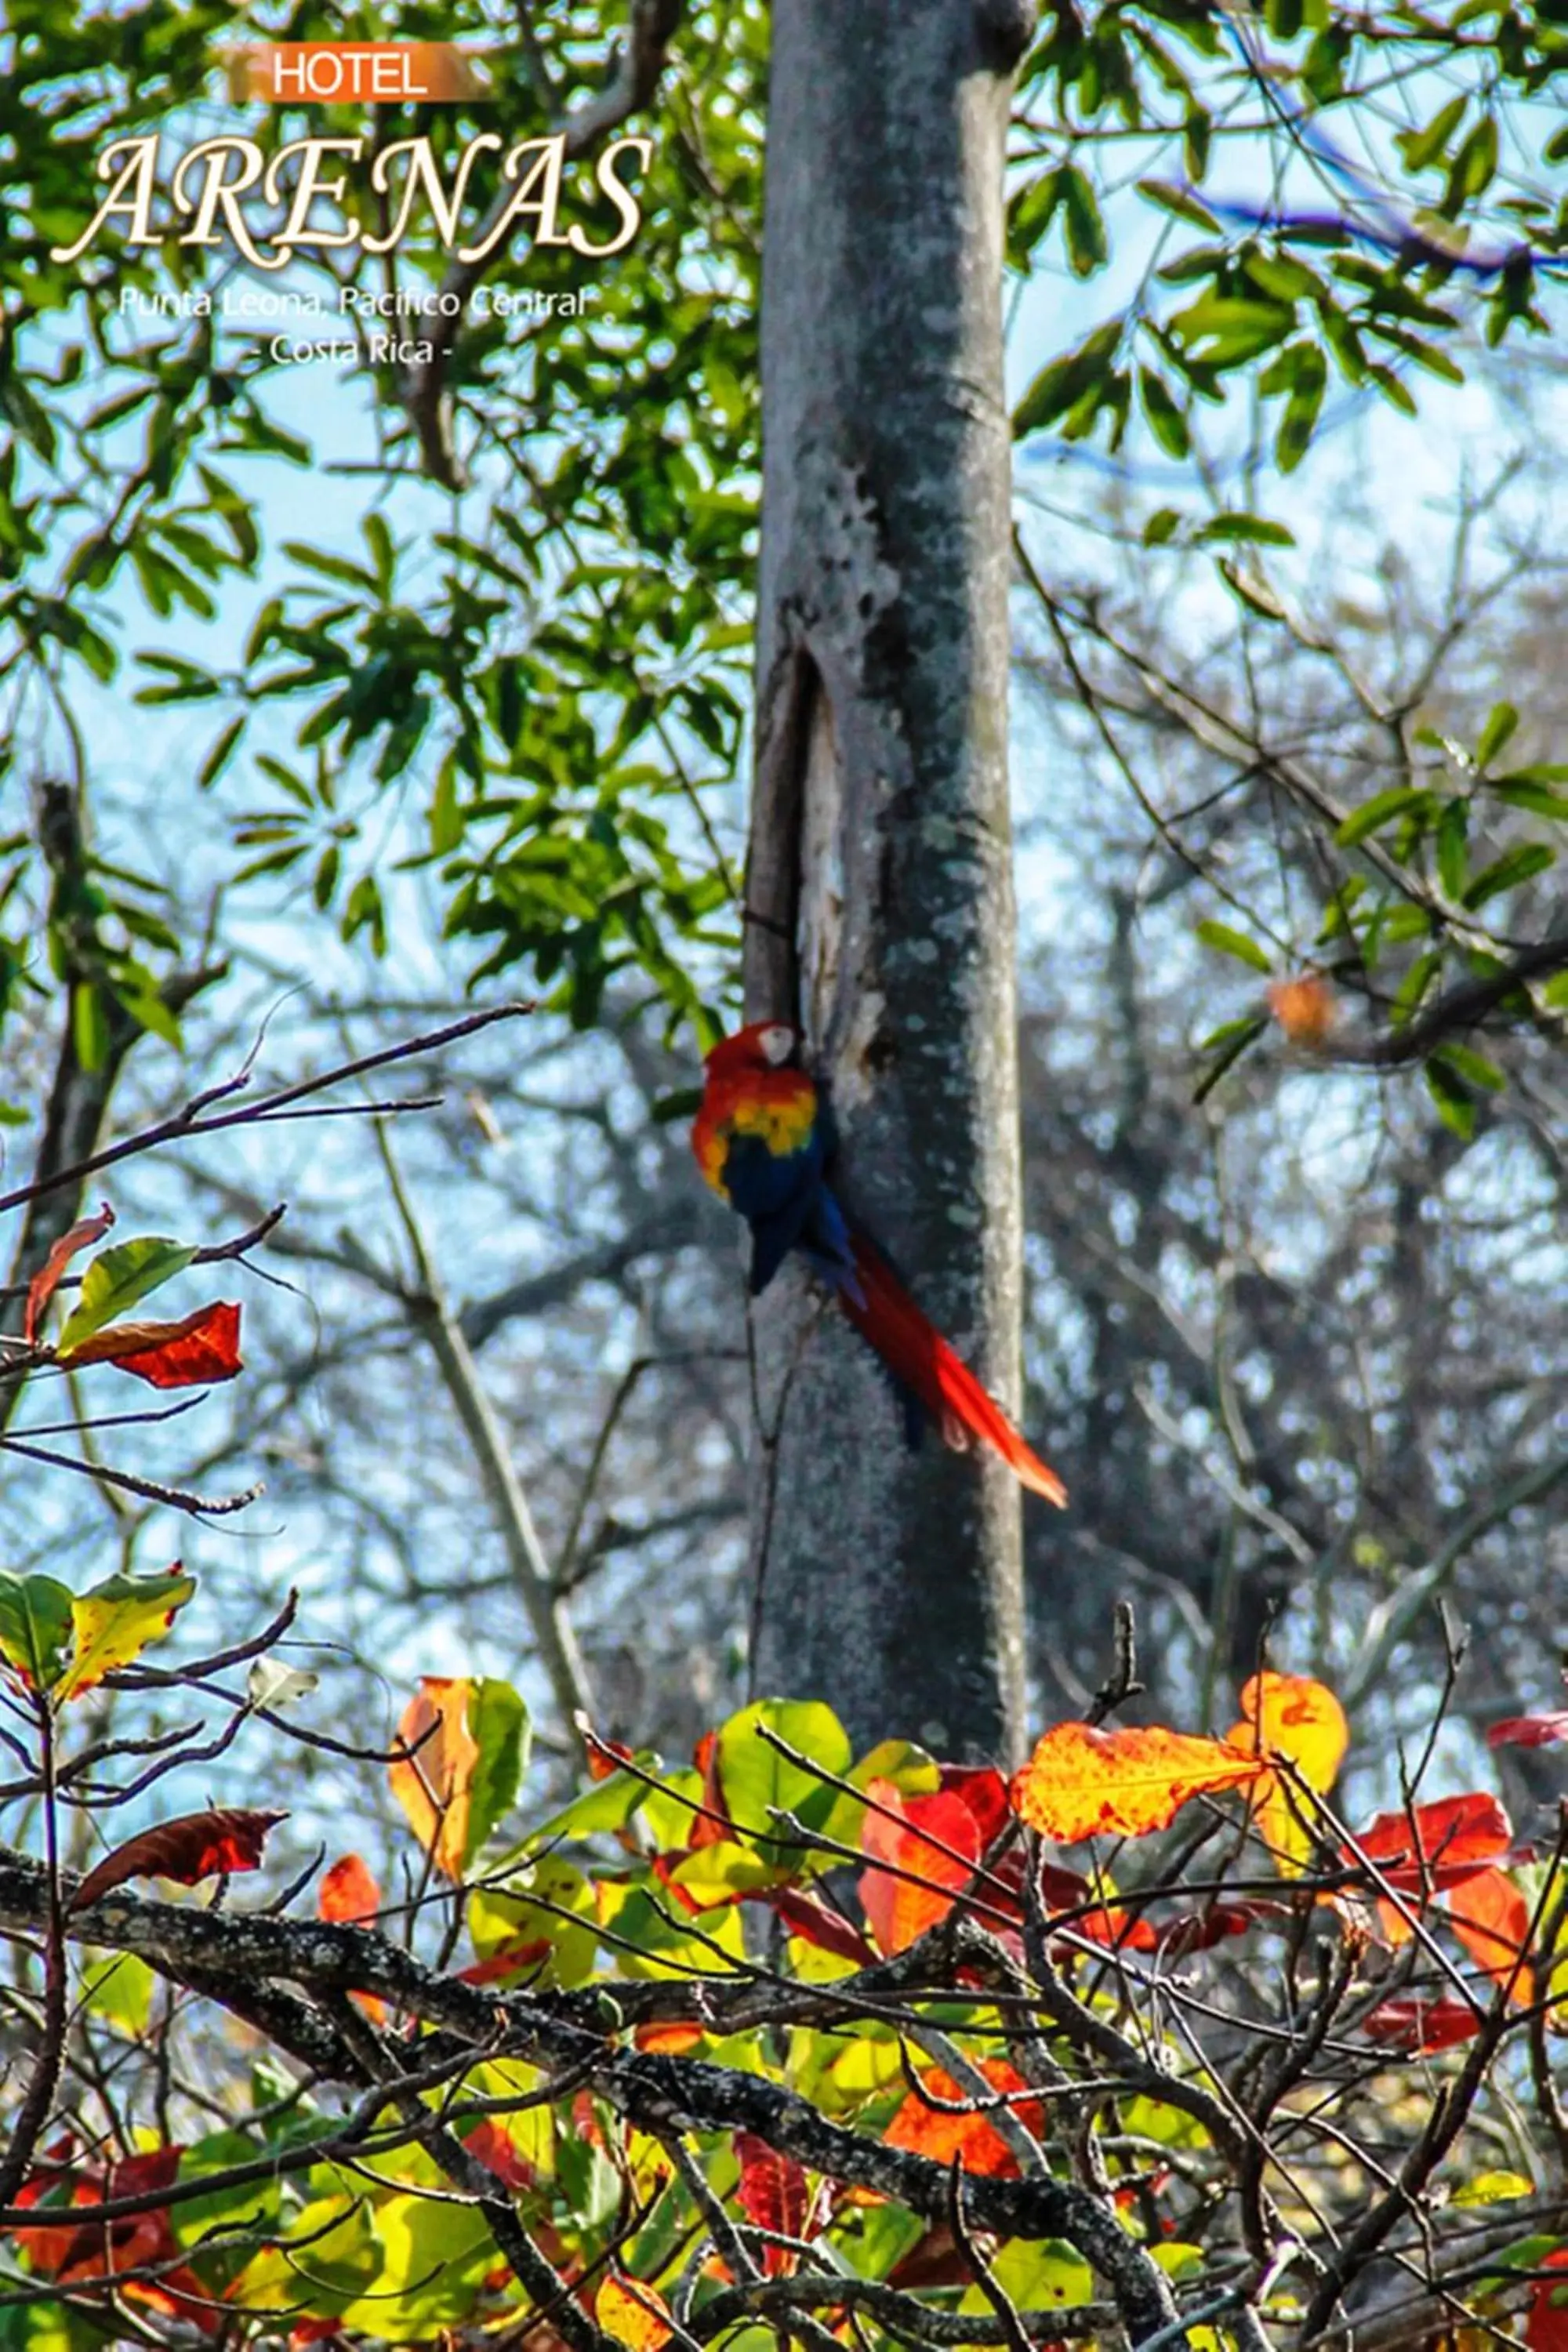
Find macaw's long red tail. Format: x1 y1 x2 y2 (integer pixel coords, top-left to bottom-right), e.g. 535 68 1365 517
838 1232 1068 1507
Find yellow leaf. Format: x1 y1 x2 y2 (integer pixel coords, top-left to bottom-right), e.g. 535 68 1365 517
55 1566 196 1702
389 1678 478 1878
1228 1671 1348 1872
1009 1720 1265 1844
1453 2169 1534 2208
596 2274 673 2352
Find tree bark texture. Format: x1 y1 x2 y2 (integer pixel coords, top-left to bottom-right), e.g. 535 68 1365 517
744 0 1038 1762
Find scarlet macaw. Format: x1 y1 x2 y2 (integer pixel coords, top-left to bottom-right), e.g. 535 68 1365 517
691 1020 1067 1504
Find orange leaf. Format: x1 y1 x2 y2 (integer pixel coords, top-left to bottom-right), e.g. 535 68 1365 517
1010 1721 1265 1844
1228 1671 1348 1871
596 2274 673 2352
62 1301 242 1388
1446 1866 1534 2003
388 1677 478 1878
634 2020 708 2055
72 1808 285 1911
884 2060 1044 2179
318 1853 380 1924
318 1854 387 2022
24 1203 114 1345
1267 973 1338 1045
858 1780 979 1954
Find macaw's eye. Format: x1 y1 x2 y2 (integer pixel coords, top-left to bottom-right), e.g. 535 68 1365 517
759 1024 797 1067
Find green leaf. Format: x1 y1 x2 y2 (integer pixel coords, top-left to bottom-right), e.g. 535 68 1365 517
1014 321 1122 437
1461 842 1555 906
362 511 395 597
430 765 464 856
1392 949 1443 1025
1334 786 1433 848
1475 702 1519 768
0 1573 74 1693
1192 511 1296 548
1436 802 1468 899
78 1949 155 2038
1142 506 1183 546
169 2128 281 2252
1196 919 1273 973
1061 166 1109 278
1275 345 1327 473
1398 94 1467 173
958 2238 1094 2318
470 1858 596 1987
56 1566 198 1701
463 1677 531 1864
1446 115 1498 209
1488 778 1568 819
71 983 111 1075
1192 1014 1267 1102
1432 1041 1505 1094
1138 367 1189 458
198 715 246 791
1136 180 1221 233
715 1698 854 1864
56 1237 198 1352
281 540 377 593
1425 1056 1477 1141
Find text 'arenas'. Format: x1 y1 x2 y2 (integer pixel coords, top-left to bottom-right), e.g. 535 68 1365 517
50 132 651 268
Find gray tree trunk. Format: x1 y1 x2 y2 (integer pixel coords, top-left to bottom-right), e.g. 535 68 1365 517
743 0 1038 1765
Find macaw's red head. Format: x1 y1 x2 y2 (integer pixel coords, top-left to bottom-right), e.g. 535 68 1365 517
702 1020 802 1081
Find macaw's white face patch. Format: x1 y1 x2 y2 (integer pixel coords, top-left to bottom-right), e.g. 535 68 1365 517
759 1023 798 1067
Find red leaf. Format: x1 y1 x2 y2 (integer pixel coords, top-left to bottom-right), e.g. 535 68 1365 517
1360 1998 1483 2054
318 1853 380 1926
459 1936 552 1986
1526 2247 1568 2352
1153 1900 1287 1959
1350 1793 1512 1893
937 1764 1011 1849
734 2132 817 2274
858 1782 980 1955
1489 1714 1568 1751
24 1203 114 1345
688 1728 730 1849
586 1733 636 1781
463 2118 537 2191
72 1806 285 1911
764 1885 877 1967
64 1301 242 1388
